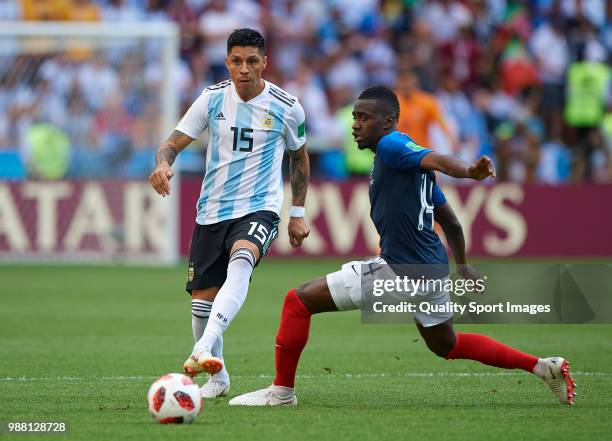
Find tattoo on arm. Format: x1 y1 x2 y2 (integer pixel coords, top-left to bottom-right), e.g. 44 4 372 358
288 146 310 206
156 130 191 167
156 145 178 167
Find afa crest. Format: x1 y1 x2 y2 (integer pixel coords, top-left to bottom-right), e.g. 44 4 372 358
188 263 195 282
263 114 273 129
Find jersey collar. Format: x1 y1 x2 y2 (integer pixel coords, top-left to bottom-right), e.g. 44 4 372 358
231 79 270 104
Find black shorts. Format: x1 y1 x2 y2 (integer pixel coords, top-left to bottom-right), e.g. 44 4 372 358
186 210 280 293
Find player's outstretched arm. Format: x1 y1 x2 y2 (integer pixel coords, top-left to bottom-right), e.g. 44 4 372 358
434 202 480 280
149 130 193 197
421 152 496 181
287 145 311 248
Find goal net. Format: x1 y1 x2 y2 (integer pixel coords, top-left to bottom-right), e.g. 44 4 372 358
0 22 180 264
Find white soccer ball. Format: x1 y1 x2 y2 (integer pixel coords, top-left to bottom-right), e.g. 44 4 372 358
147 373 202 424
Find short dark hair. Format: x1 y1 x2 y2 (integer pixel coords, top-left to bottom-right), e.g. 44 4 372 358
227 28 265 55
358 86 400 120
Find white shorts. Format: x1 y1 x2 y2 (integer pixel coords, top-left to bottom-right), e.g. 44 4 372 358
326 256 452 327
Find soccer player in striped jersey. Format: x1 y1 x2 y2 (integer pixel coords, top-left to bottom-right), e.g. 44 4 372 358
229 86 576 407
149 28 311 398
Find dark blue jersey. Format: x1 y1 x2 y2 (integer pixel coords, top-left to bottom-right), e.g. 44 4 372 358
369 131 449 272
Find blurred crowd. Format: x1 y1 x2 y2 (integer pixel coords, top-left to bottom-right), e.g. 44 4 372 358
0 0 611 183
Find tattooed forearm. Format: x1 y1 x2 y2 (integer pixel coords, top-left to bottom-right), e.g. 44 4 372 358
156 130 191 167
156 145 178 167
289 146 310 206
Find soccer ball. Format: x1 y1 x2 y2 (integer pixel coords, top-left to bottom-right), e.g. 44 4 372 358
147 373 202 424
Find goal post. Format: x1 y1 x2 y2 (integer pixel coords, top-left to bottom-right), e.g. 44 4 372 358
0 21 181 264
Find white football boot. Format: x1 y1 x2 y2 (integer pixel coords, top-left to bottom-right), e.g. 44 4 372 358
200 375 230 398
228 385 298 406
183 352 224 378
534 357 576 405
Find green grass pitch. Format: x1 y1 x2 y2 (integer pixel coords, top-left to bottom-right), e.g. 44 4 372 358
1 260 611 441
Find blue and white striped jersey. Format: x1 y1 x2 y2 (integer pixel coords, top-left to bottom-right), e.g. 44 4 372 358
176 80 306 225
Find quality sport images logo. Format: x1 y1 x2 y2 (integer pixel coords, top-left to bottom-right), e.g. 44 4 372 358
361 263 612 325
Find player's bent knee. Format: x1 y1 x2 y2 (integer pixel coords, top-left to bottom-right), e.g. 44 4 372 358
295 281 311 298
427 342 454 358
295 278 337 314
191 287 220 301
295 281 316 307
421 331 456 358
296 278 324 299
417 320 456 358
230 240 260 262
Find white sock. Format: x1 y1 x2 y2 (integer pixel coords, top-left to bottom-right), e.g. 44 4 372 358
532 358 548 378
191 299 229 381
191 299 213 342
193 248 255 356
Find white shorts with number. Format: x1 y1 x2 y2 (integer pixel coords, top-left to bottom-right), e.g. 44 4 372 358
325 256 452 327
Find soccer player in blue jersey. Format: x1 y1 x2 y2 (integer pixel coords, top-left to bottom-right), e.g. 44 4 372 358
230 86 576 407
149 29 310 398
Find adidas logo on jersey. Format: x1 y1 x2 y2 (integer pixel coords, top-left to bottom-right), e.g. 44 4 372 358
214 112 226 120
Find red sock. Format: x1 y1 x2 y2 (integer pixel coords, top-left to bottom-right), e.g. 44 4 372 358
446 332 538 372
273 289 311 388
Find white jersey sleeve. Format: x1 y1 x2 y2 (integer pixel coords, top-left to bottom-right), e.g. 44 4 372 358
175 91 210 139
283 101 306 151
